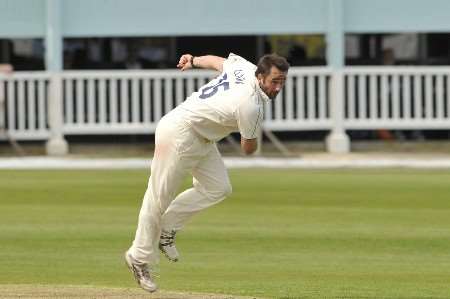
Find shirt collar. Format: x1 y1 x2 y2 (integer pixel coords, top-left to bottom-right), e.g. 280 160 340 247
254 77 271 102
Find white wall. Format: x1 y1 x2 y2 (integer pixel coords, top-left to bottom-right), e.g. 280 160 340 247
0 0 45 38
3 0 450 39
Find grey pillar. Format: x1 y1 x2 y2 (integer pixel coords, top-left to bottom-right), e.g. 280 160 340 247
325 0 350 153
46 73 68 156
45 0 68 155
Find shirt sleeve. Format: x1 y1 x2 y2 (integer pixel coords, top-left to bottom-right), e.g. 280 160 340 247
236 96 263 139
223 53 256 74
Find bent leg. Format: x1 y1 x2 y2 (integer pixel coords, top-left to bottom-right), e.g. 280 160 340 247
128 120 197 265
161 145 232 232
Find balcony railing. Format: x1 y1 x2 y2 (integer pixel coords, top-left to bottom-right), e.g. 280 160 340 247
1 66 450 154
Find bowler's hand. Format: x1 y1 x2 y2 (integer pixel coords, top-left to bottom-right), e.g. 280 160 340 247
177 54 194 71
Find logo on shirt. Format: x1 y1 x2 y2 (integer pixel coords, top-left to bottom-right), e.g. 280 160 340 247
234 70 245 84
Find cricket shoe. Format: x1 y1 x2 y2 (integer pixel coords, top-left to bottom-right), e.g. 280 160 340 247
159 230 179 262
124 251 158 293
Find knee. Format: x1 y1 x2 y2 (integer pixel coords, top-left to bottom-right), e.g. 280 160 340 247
197 181 232 201
209 182 232 201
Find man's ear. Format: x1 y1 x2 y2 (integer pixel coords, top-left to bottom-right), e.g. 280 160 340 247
257 73 264 83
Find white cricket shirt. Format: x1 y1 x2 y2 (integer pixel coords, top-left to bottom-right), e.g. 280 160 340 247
178 53 270 142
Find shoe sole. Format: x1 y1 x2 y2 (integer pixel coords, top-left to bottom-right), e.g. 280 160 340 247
124 252 157 293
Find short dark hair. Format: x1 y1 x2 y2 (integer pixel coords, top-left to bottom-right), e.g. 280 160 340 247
255 53 290 76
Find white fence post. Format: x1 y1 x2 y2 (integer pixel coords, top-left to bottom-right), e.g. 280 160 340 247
46 72 69 155
326 70 350 153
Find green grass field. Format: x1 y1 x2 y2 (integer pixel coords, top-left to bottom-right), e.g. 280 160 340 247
1 168 450 298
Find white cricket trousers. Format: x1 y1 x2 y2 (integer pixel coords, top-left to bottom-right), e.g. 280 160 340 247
128 108 232 265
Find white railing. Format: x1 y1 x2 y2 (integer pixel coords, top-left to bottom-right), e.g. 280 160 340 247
1 66 450 154
0 72 50 140
60 70 216 135
264 67 332 131
343 67 450 129
60 68 334 134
